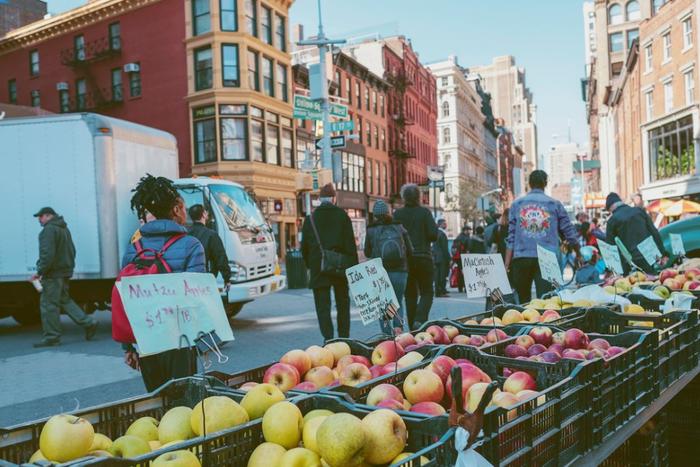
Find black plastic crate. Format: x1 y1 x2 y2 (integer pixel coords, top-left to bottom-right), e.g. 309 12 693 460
667 374 700 466
453 304 618 330
600 410 669 467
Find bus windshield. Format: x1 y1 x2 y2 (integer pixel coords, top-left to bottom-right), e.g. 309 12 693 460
209 184 268 232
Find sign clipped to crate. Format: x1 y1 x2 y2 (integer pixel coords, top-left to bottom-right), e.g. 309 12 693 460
460 254 512 299
346 258 399 325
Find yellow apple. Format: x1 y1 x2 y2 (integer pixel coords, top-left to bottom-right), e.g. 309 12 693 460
324 341 351 365
149 440 162 451
247 442 286 467
303 409 334 424
89 433 112 451
316 413 367 467
40 414 95 462
278 447 321 467
241 383 285 420
109 435 151 458
159 406 194 445
126 416 159 442
302 415 328 455
28 450 46 462
152 449 201 467
361 409 407 464
87 450 113 457
522 308 541 322
501 309 523 325
191 396 249 436
262 401 303 449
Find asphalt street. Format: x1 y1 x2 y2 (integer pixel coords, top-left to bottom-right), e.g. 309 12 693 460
0 288 484 427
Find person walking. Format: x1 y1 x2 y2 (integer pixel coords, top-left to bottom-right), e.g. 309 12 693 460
31 207 97 347
451 225 471 292
364 200 413 336
505 170 580 303
454 226 472 254
483 213 500 250
468 226 487 254
113 175 205 392
432 219 450 297
301 184 359 341
187 204 232 285
492 209 509 258
394 184 438 330
605 192 667 274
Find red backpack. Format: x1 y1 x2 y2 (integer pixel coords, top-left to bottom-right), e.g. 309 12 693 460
111 233 186 344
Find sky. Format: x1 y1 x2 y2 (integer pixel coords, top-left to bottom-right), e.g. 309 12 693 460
47 0 589 156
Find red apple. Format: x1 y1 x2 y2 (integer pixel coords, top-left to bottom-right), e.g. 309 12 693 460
339 363 372 387
605 346 625 358
515 335 535 349
454 359 474 366
564 329 589 350
586 348 606 360
492 392 521 421
376 399 405 410
659 268 678 282
516 389 540 403
504 344 529 358
382 362 399 374
280 349 312 377
426 325 450 344
366 383 404 406
527 344 547 356
403 369 444 404
414 332 435 345
468 335 486 347
452 335 471 345
588 338 610 351
428 355 456 383
372 340 402 365
684 267 700 280
369 365 384 379
293 381 317 391
337 355 371 372
410 401 446 416
481 317 503 326
539 351 561 363
446 364 487 400
503 371 536 394
395 332 417 348
551 332 566 346
443 325 460 340
263 363 300 392
528 327 553 346
562 349 585 360
548 343 565 356
541 310 562 322
404 344 421 352
304 366 335 388
486 329 508 343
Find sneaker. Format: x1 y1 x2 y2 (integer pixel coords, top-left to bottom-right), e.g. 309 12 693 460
33 339 60 348
85 322 98 341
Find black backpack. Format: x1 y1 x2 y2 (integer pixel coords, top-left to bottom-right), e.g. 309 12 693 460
376 225 406 269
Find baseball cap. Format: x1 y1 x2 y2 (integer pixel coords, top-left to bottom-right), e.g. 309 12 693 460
33 207 57 217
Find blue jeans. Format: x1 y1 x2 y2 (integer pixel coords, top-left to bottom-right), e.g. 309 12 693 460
380 271 408 335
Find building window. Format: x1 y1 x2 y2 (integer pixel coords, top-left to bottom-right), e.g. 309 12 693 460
195 47 213 90
663 33 671 62
59 90 70 112
664 80 673 113
193 0 211 35
251 118 264 162
262 56 274 97
341 152 365 193
365 122 371 146
266 123 279 165
649 115 694 181
8 79 17 104
608 4 623 25
443 127 451 144
381 128 386 151
380 94 385 117
245 0 257 37
111 68 123 101
346 77 351 104
76 79 86 110
367 160 373 194
129 66 142 97
627 29 638 48
645 44 653 71
29 50 39 76
683 17 693 49
358 116 363 143
109 22 121 50
372 90 377 113
282 128 293 167
261 6 272 45
220 0 237 31
194 118 217 164
30 90 40 108
653 0 667 15
248 50 260 91
441 76 448 86
276 63 288 102
275 14 286 51
442 101 449 117
364 87 370 110
74 35 85 61
222 44 240 87
645 90 654 121
221 118 246 160
625 1 640 21
685 70 695 105
355 81 360 108
609 32 624 53
374 126 379 148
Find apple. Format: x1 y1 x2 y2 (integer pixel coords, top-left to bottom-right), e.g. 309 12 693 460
548 343 565 356
303 408 334 424
339 362 372 387
397 351 424 369
528 327 553 346
372 340 402 365
89 433 112 452
492 392 520 421
410 401 446 416
191 396 249 436
659 268 678 282
466 382 498 413
414 332 435 345
302 415 328 455
403 369 444 404
369 364 384 378
541 310 561 322
685 267 700 280
463 319 479 325
304 366 335 388
588 338 610 351
336 355 371 371
515 335 535 349
455 358 473 366
305 345 335 368
126 416 159 442
383 362 399 374
324 341 351 366
606 346 625 358
551 331 566 346
502 309 524 325
152 450 200 467
29 450 47 463
277 447 320 467
516 389 541 403
503 371 536 394
376 398 405 410
562 349 586 360
539 351 561 363
486 328 508 343
158 407 194 445
443 325 460 340
391 452 431 465
428 355 456 383
263 363 300 393
361 409 408 464
404 344 422 352
239 382 258 392
684 281 700 290
248 442 286 467
527 344 546 356
109 435 151 458
40 414 95 462
426 325 450 344
452 334 471 345
317 413 367 466
395 332 417 348
663 278 681 290
468 335 487 347
241 383 286 419
505 344 529 358
281 349 312 377
262 401 303 449
522 308 541 322
480 317 503 326
564 329 589 349
367 383 404 406
586 348 606 360
446 364 487 400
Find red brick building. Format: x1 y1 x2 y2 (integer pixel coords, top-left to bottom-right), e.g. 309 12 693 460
0 0 46 37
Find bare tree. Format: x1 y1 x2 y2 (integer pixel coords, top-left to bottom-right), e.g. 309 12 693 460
456 181 487 225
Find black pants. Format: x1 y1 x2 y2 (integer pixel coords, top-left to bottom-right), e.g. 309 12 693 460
511 257 554 304
405 256 434 330
433 260 448 295
139 348 197 392
312 282 350 341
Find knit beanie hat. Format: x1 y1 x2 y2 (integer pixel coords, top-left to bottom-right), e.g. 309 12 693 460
373 200 389 217
605 192 623 211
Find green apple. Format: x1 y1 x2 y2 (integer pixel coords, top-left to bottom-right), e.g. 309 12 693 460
190 396 249 436
39 414 95 462
302 409 333 424
316 413 367 467
109 435 151 458
262 401 303 449
159 406 194 444
247 442 286 467
87 450 112 457
361 409 407 464
152 449 201 467
241 383 285 420
126 416 159 442
278 447 321 467
653 286 670 299
89 433 113 452
302 415 328 455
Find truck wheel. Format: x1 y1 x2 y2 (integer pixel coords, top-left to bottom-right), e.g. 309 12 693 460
12 306 41 326
225 302 244 318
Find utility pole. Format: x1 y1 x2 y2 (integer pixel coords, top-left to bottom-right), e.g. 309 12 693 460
296 0 345 170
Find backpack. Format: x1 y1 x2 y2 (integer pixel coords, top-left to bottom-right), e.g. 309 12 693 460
376 225 406 269
111 233 186 344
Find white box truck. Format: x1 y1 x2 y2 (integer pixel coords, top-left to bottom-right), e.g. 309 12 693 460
0 113 285 325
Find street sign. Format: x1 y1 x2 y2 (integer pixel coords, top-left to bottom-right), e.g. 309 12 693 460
429 180 445 190
293 95 322 120
316 135 346 150
330 102 348 118
427 165 445 182
328 120 354 132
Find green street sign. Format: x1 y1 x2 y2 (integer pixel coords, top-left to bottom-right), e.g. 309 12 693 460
328 120 354 132
329 103 348 118
293 108 322 120
294 95 322 120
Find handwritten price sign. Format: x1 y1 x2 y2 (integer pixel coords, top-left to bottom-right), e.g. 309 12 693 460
537 245 564 285
461 254 512 299
596 239 624 275
117 273 234 356
346 258 399 325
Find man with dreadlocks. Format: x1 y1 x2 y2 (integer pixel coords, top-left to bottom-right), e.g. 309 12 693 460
117 174 205 391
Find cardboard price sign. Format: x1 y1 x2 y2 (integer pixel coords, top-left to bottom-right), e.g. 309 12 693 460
346 258 399 325
670 233 686 256
117 273 234 356
537 245 563 285
638 236 662 266
461 254 512 299
614 237 638 270
596 239 624 275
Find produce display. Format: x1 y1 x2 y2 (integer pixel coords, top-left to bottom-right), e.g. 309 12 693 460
602 267 700 296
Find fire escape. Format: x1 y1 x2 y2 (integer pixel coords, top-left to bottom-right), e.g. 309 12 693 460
385 69 414 198
60 35 123 112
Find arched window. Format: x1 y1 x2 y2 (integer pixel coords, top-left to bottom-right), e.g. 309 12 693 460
626 1 640 21
608 4 623 25
442 101 450 117
446 183 453 198
443 127 451 144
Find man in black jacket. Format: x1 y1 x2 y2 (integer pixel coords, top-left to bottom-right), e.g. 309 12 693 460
31 207 97 347
394 184 438 329
301 184 359 341
432 219 450 297
187 204 232 284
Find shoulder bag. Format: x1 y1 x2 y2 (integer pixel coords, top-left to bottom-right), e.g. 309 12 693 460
309 212 354 278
